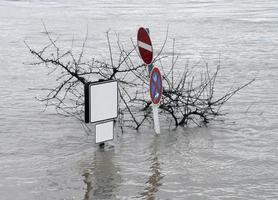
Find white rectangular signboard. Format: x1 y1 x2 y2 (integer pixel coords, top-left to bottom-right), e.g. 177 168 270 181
95 121 114 143
85 80 118 123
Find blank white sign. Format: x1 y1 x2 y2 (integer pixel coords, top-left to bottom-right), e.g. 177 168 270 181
90 81 118 123
96 121 114 143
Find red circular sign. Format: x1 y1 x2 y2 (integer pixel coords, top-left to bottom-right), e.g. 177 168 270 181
150 67 163 104
137 27 153 65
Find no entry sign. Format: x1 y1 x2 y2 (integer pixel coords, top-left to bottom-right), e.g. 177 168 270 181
137 27 153 65
150 67 162 105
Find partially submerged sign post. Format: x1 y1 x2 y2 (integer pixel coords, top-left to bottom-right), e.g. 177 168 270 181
137 27 162 134
85 80 118 144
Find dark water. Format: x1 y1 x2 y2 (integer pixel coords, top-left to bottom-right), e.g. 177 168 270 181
0 0 278 199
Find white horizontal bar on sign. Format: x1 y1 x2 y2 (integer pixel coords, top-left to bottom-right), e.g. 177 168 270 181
138 41 152 52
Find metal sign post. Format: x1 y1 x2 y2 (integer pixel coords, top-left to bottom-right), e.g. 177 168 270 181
152 104 160 134
137 27 163 134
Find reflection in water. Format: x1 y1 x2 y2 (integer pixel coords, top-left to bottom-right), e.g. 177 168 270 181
82 147 121 200
140 136 164 200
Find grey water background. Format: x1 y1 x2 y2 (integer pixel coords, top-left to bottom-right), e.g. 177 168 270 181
0 0 278 199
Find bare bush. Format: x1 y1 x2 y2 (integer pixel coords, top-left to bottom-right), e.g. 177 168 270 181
26 26 254 130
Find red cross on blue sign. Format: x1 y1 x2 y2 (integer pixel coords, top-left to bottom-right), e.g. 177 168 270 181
150 67 162 105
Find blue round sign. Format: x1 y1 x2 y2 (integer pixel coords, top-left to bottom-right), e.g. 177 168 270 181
150 67 162 104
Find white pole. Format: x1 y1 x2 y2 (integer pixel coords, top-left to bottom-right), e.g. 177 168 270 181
152 104 160 134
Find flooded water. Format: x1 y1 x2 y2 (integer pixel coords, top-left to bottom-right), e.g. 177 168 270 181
0 0 278 199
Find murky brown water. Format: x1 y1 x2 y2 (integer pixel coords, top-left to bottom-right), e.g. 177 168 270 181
0 0 278 199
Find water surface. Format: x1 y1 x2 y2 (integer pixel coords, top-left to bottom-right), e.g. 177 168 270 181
0 0 277 199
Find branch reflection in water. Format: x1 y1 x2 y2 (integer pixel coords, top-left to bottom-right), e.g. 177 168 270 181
82 146 121 200
139 135 164 200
